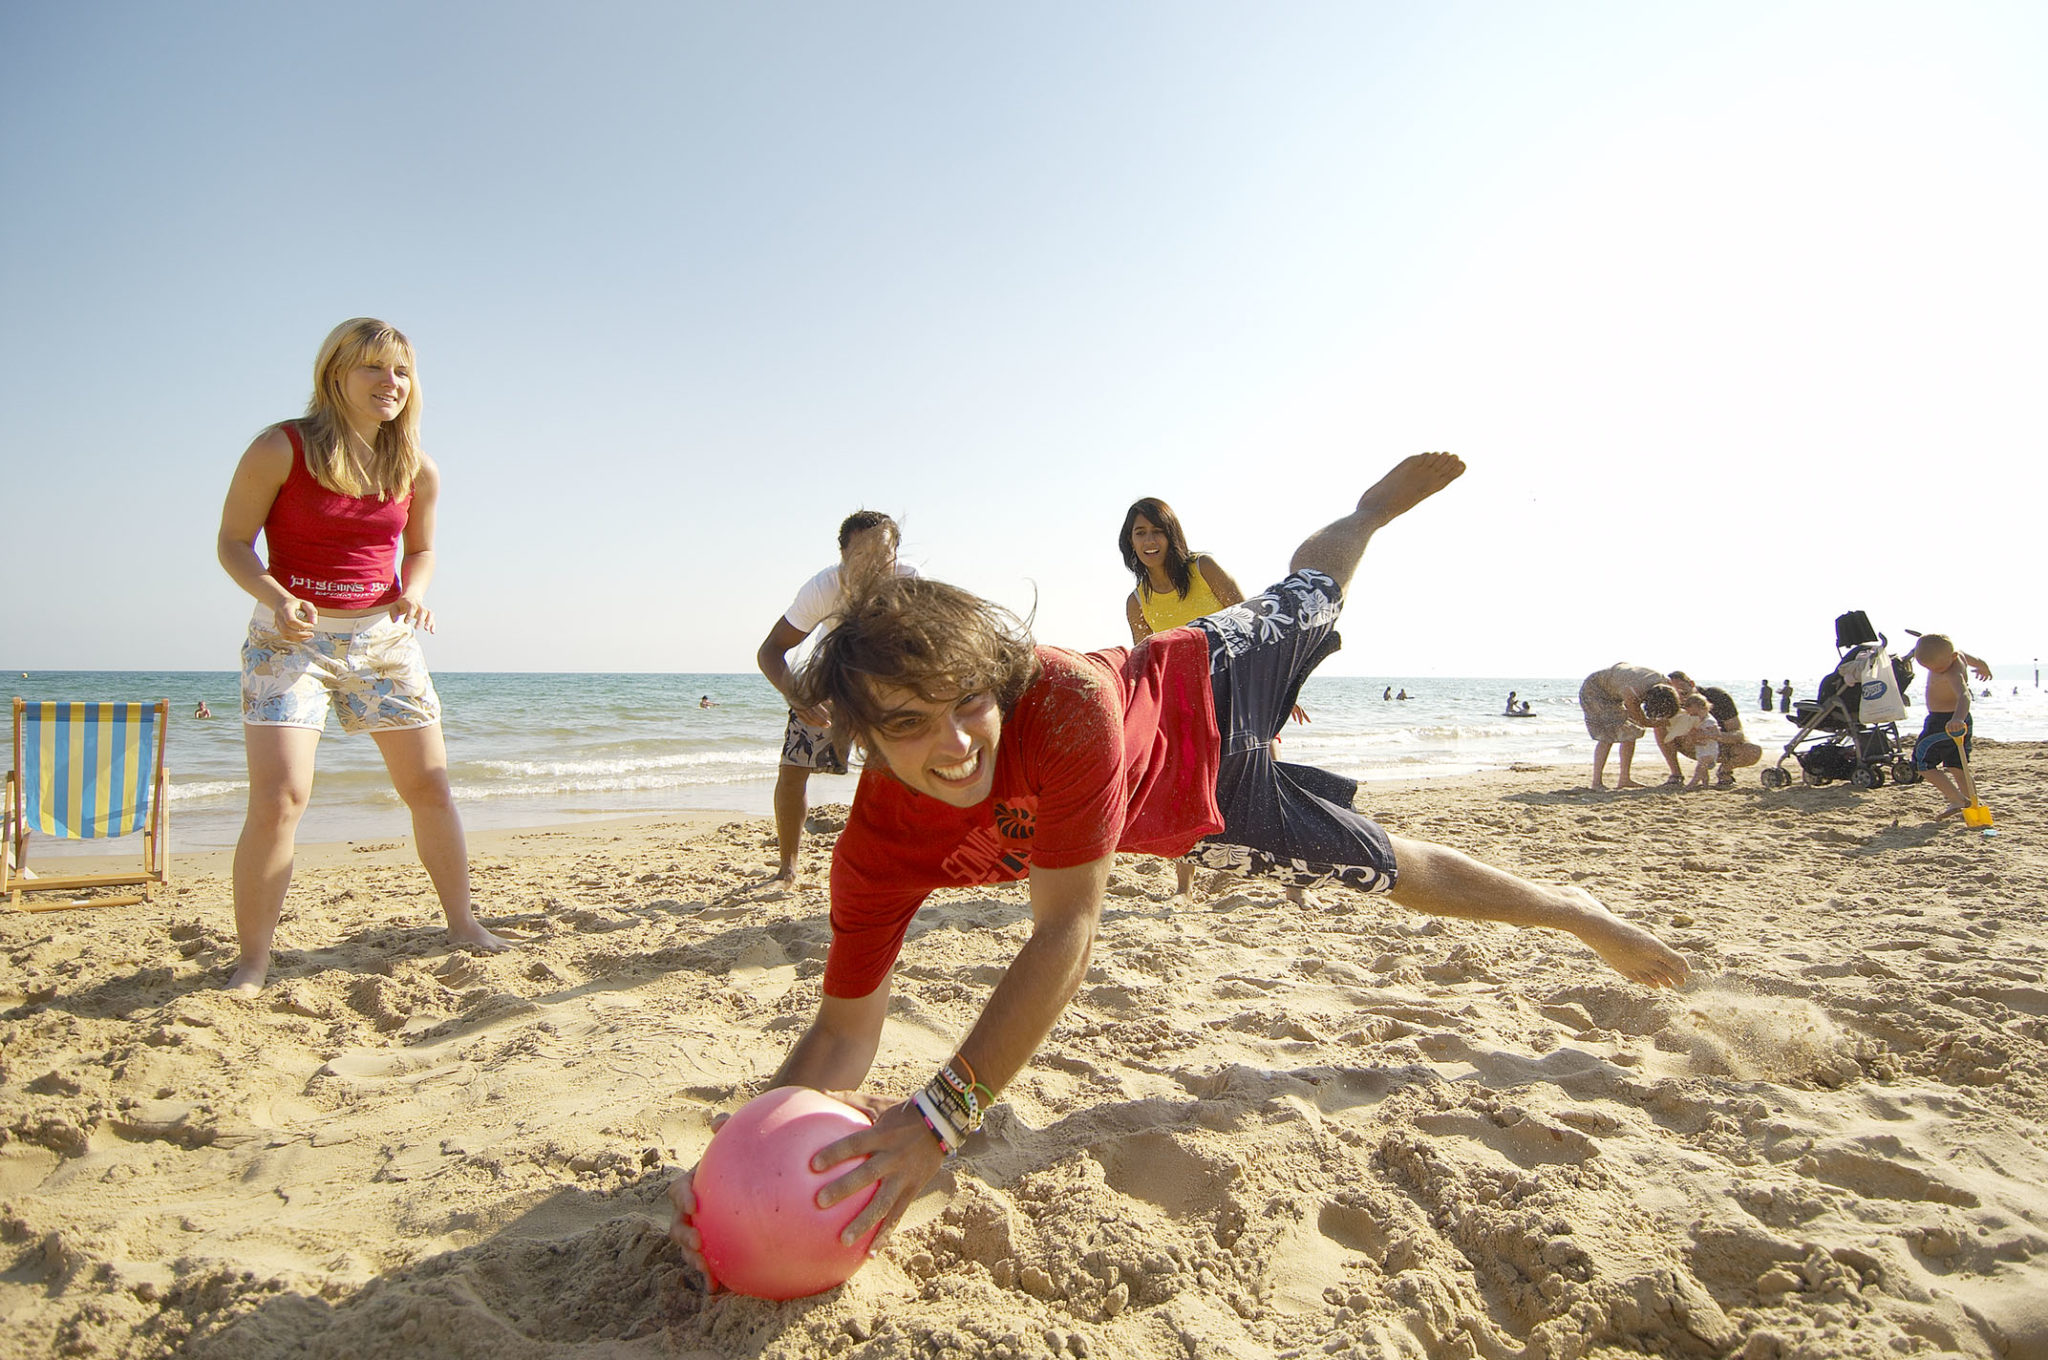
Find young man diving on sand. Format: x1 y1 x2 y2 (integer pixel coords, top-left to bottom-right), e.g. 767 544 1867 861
669 452 1690 1275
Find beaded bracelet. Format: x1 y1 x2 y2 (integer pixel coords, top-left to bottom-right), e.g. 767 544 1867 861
935 1066 980 1124
948 1054 998 1111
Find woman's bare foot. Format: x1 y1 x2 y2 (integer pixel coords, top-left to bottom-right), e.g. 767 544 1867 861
1616 779 1647 790
1356 452 1466 528
448 919 513 953
224 958 268 996
1557 887 1690 988
1934 803 1968 822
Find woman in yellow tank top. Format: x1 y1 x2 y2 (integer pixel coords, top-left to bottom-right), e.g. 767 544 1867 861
1119 497 1246 642
1122 497 1328 904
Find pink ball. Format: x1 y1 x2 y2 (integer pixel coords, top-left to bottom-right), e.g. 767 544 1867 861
693 1086 881 1299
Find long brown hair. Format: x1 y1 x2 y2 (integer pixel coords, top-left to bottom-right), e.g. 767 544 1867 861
290 318 424 500
1119 497 1195 597
794 576 1042 751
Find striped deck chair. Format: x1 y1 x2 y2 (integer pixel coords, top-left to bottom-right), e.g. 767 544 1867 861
4 698 171 912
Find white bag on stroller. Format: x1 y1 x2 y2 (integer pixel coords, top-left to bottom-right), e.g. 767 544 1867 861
1849 646 1908 725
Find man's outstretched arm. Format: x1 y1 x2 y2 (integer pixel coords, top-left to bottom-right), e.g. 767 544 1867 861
670 857 1113 1274
808 855 1112 1249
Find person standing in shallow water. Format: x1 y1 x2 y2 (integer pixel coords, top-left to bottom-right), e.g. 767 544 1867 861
215 318 509 995
1759 679 1772 712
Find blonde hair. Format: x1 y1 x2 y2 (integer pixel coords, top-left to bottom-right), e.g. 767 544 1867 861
1913 633 1956 666
291 318 423 499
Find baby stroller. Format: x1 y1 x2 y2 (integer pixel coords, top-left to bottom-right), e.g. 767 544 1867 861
1760 610 1919 791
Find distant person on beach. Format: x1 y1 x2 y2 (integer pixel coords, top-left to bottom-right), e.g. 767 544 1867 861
193 700 213 719
1656 671 1700 777
1516 700 1532 715
1909 634 1993 820
1119 496 1313 901
1504 691 1518 715
1580 664 1684 789
215 318 508 995
1383 686 1392 700
669 453 1690 1274
1778 679 1794 713
1396 688 1410 700
1667 694 1721 790
1759 679 1772 712
698 695 715 708
757 511 915 888
1683 687 1762 788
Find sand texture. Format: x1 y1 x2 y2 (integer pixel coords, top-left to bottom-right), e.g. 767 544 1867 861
4 744 2045 1359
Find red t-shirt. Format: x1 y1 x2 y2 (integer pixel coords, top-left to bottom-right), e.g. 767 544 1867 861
823 631 1223 997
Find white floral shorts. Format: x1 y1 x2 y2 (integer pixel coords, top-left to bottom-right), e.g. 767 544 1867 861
240 608 441 734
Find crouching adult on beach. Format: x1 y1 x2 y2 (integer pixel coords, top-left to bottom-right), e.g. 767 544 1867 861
668 453 1689 1275
215 318 509 995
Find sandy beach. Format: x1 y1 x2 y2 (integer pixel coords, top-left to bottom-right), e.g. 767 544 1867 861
3 744 2044 1359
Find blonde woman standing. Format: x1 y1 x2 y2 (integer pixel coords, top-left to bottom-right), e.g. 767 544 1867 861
216 318 508 993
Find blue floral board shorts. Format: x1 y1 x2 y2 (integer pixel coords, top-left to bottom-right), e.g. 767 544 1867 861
781 712 849 774
241 607 442 734
1187 570 1399 894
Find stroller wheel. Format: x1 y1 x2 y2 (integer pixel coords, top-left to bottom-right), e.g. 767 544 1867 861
1800 764 1827 787
1891 758 1922 785
1760 767 1793 790
1851 765 1877 790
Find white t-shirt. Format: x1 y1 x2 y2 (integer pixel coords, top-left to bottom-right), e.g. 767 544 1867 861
783 561 920 636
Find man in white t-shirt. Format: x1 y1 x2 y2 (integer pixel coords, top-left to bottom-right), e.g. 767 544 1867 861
756 511 916 886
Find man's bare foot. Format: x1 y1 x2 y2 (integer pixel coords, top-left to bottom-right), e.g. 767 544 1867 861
1616 779 1647 790
448 920 513 953
771 864 801 889
1590 779 1609 791
1935 803 1968 822
225 959 267 997
1356 452 1467 528
1558 887 1690 988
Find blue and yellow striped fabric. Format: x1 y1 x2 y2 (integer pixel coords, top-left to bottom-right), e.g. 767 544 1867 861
20 702 160 840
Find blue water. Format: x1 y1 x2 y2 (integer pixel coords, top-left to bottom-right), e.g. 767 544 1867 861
11 669 2047 855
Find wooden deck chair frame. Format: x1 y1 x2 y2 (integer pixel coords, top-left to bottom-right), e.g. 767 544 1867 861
4 698 171 912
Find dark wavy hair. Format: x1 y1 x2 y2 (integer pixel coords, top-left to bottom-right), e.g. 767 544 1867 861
1699 685 1740 725
1642 683 1681 722
792 575 1042 751
836 510 899 553
1119 498 1195 598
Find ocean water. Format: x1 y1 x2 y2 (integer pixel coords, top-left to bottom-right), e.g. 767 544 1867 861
12 668 2048 857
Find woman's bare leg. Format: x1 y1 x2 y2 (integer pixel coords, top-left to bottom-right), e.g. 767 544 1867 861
229 724 321 994
373 724 509 953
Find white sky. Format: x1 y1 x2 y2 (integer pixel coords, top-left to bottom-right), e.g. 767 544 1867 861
4 2 2043 680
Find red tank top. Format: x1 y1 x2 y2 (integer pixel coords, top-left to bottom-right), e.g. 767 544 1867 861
262 423 412 610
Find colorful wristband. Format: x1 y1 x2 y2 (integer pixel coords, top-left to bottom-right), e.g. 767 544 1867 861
910 1089 960 1156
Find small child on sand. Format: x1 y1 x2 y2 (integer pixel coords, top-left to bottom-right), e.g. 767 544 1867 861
1909 633 1992 820
1667 693 1721 790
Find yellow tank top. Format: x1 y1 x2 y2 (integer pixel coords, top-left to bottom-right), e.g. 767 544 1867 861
1138 555 1227 632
